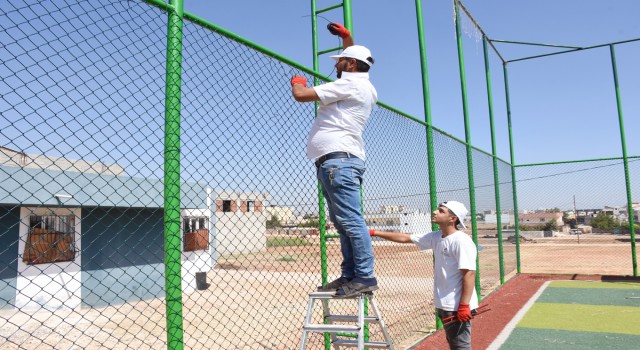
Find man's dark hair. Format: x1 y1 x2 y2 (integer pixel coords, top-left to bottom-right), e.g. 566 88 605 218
355 57 374 72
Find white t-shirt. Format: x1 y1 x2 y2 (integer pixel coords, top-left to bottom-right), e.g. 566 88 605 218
307 71 378 160
411 230 479 311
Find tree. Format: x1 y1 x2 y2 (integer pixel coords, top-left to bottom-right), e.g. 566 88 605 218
562 212 576 229
298 219 320 228
266 215 282 229
541 219 558 232
590 212 618 231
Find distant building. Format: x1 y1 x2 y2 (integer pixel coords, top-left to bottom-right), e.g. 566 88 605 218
484 213 514 225
1 146 125 176
0 150 270 311
518 212 563 227
265 205 296 225
365 207 431 234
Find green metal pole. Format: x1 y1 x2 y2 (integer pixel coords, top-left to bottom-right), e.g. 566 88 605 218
483 37 505 284
609 44 638 276
415 0 439 230
163 0 184 349
339 0 371 341
503 63 521 274
415 0 442 330
310 2 331 349
454 0 480 297
343 0 353 31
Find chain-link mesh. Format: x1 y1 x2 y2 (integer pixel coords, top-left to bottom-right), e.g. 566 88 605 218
0 0 529 349
2 0 169 349
515 158 639 276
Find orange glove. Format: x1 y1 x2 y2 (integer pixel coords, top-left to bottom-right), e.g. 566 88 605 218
369 229 375 237
327 22 350 38
456 303 472 322
290 76 306 87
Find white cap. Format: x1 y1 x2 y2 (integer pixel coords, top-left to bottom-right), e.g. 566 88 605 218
441 201 468 229
330 45 374 66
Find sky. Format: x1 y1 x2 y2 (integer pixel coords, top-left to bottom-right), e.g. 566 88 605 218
182 0 640 165
2 0 639 212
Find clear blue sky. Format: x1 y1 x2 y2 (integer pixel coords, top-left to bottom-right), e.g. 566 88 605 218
183 0 640 165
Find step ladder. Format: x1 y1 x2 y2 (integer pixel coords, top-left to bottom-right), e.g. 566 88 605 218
299 291 394 350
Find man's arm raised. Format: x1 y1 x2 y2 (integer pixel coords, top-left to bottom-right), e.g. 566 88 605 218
327 22 354 48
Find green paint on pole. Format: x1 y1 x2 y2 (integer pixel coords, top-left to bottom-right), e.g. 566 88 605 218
163 0 185 349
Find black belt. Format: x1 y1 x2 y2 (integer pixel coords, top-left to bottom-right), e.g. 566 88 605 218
315 152 355 168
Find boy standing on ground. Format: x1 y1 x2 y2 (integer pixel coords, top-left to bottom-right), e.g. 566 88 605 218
290 23 378 298
372 201 478 350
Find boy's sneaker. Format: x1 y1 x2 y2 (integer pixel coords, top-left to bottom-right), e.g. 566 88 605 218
317 276 351 291
333 277 378 298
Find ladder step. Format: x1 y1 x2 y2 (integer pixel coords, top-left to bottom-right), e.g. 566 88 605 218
303 324 360 333
308 291 372 299
332 339 391 348
326 315 380 323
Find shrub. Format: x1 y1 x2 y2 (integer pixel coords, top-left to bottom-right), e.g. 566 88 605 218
267 237 310 247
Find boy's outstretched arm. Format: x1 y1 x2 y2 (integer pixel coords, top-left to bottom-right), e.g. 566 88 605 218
370 229 412 243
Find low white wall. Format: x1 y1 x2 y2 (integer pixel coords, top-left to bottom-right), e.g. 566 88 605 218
215 212 268 257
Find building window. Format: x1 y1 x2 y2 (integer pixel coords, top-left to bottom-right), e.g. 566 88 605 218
23 214 76 264
246 201 255 212
183 216 209 252
223 200 232 212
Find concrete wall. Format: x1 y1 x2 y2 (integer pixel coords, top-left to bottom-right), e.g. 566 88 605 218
215 212 268 257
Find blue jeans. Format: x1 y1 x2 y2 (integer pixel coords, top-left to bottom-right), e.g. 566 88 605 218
317 157 375 279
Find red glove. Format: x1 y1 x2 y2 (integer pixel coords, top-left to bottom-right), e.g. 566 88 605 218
369 229 375 237
456 303 472 322
327 22 350 38
290 76 306 87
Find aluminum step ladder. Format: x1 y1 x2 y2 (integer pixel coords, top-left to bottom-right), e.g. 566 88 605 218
300 291 394 350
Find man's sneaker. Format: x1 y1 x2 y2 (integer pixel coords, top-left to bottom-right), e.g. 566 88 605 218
317 276 351 292
333 277 378 298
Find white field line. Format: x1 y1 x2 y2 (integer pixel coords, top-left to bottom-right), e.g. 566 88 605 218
486 281 551 350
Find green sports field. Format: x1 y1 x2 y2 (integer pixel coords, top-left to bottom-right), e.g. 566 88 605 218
499 280 640 349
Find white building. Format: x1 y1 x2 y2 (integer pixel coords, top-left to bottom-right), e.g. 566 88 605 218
484 213 514 225
365 208 431 234
265 205 296 225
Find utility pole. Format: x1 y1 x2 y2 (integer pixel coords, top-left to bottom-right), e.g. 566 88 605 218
574 195 580 244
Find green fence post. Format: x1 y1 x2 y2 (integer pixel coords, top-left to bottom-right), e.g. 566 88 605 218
309 1 331 348
483 37 505 284
415 0 439 228
503 63 521 274
609 44 638 276
415 0 442 329
453 0 481 297
343 0 353 31
163 0 185 349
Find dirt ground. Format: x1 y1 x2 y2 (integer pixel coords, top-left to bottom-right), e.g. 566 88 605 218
1 233 635 349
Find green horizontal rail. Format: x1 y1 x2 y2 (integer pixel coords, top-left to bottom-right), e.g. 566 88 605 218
318 46 343 55
490 39 581 49
316 4 343 14
506 37 640 63
515 156 640 168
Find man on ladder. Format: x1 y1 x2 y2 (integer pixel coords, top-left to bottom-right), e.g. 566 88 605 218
291 22 378 298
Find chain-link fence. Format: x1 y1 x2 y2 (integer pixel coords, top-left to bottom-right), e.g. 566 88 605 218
515 158 640 276
0 0 564 349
